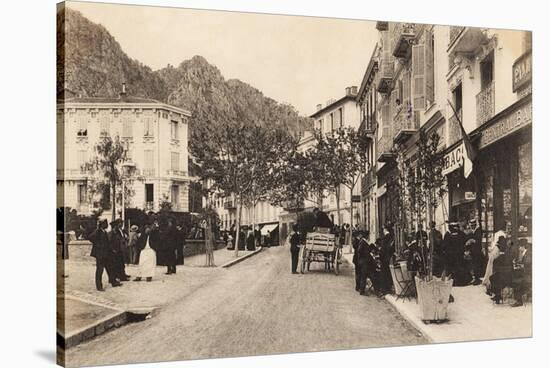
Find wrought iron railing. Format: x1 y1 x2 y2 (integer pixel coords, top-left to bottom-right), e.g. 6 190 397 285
449 26 465 47
390 22 416 58
476 82 495 126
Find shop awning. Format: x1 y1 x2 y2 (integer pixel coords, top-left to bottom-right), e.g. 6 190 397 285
260 223 278 236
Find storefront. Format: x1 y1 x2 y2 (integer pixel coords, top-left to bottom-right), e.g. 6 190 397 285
444 94 532 248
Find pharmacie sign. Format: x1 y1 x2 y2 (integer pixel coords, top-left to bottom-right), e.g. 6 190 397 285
513 51 531 92
442 142 465 176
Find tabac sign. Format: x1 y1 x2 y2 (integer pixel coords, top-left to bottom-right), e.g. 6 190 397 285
513 51 532 92
442 142 465 176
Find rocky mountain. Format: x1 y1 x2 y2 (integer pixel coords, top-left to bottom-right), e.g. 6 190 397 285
57 7 311 137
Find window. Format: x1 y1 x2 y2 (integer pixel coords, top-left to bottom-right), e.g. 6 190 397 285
122 116 133 138
144 117 153 137
339 108 343 127
99 114 109 136
77 150 87 173
145 184 154 203
144 150 154 176
77 115 87 137
171 151 180 171
517 141 532 238
453 83 463 115
171 120 179 140
330 113 334 131
171 185 180 208
480 51 494 90
78 184 87 204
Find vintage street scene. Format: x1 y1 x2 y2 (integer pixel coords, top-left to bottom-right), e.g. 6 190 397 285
56 2 532 367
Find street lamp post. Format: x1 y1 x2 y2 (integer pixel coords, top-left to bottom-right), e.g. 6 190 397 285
121 161 136 229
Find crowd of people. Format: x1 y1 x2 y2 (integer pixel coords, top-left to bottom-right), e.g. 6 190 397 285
88 216 187 291
288 208 532 308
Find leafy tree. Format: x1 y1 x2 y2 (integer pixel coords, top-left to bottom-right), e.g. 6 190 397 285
83 135 137 222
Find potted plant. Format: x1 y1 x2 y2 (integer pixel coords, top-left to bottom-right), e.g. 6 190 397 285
397 131 451 322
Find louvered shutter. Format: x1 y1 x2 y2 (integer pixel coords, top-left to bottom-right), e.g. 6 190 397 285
382 102 391 138
425 29 435 105
412 44 426 111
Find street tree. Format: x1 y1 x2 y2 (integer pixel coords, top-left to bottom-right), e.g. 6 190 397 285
83 135 137 222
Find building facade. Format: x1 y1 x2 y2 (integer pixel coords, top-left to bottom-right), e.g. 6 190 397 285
309 86 362 226
370 21 531 250
57 86 192 217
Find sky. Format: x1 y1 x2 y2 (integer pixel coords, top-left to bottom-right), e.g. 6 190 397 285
68 1 378 116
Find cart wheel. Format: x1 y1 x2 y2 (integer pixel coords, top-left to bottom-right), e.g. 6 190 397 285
334 248 341 275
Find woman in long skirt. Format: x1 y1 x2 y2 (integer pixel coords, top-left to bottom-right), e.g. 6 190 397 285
134 230 157 282
482 230 506 288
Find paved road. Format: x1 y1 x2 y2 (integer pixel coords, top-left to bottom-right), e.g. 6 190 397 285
65 246 426 367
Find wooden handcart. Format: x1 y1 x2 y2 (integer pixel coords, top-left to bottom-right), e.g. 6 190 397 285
298 232 342 275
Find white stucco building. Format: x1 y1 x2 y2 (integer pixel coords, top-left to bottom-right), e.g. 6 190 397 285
57 85 192 217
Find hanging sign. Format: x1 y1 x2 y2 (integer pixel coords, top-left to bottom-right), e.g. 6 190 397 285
442 142 465 176
513 51 532 92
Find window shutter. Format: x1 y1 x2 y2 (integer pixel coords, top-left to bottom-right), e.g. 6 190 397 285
171 152 179 171
382 102 391 138
425 29 435 105
123 116 133 138
412 44 426 111
390 88 399 120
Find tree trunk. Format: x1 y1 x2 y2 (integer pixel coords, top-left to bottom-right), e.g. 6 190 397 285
111 182 116 222
252 202 257 248
349 186 354 253
335 186 341 227
205 194 215 267
234 196 243 258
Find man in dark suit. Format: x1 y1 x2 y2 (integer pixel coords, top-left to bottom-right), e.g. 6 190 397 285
109 219 129 282
356 231 372 295
89 219 120 290
511 239 532 307
289 224 301 274
175 223 186 266
163 218 178 274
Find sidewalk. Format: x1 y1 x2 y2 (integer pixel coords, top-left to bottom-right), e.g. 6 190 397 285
341 253 532 343
58 246 262 347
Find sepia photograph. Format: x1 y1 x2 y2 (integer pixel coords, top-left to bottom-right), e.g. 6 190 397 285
55 1 532 367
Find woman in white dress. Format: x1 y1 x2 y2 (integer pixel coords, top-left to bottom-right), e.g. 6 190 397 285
133 226 157 282
482 230 506 288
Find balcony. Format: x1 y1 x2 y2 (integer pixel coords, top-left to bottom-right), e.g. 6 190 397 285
448 27 490 68
476 82 495 126
224 199 236 210
390 23 416 59
166 169 187 179
377 134 395 163
376 59 394 94
376 21 389 31
142 168 156 177
56 168 89 180
393 107 419 144
361 168 376 195
360 115 376 136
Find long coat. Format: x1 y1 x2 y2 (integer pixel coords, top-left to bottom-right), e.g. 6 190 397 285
157 226 178 266
89 228 110 260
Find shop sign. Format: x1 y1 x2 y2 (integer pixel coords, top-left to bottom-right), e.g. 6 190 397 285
442 142 465 176
465 191 476 201
479 101 532 149
351 195 361 203
513 52 532 92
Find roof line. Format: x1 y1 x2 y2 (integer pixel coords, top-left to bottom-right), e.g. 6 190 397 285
309 95 357 119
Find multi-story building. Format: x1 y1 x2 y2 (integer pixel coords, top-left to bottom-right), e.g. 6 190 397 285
57 84 192 217
371 21 532 249
309 86 362 226
357 46 379 243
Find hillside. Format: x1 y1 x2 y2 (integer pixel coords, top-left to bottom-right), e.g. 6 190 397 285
57 7 312 136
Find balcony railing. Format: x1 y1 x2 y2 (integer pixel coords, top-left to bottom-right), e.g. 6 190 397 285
476 82 495 126
390 23 416 59
376 59 394 94
142 168 156 177
360 115 376 135
56 168 89 178
393 107 419 144
282 199 304 212
377 134 395 163
167 169 187 178
361 168 376 194
449 26 465 48
224 199 236 210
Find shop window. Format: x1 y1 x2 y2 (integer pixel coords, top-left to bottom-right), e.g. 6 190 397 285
481 168 494 246
518 141 532 240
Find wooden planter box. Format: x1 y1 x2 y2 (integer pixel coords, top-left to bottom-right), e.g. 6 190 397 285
415 276 453 322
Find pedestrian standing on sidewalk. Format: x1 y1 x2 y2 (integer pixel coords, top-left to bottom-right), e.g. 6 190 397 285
289 224 301 274
356 231 372 295
429 221 444 277
175 223 186 266
89 219 120 291
133 223 157 282
128 225 139 265
379 224 395 295
163 217 178 275
109 219 130 282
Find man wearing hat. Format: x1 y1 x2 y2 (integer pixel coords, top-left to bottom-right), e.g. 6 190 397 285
109 218 130 282
442 219 467 301
355 231 371 295
89 219 120 290
467 218 483 285
128 224 140 264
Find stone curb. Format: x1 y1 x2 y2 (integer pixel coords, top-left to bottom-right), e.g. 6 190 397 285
384 294 434 343
220 247 263 268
